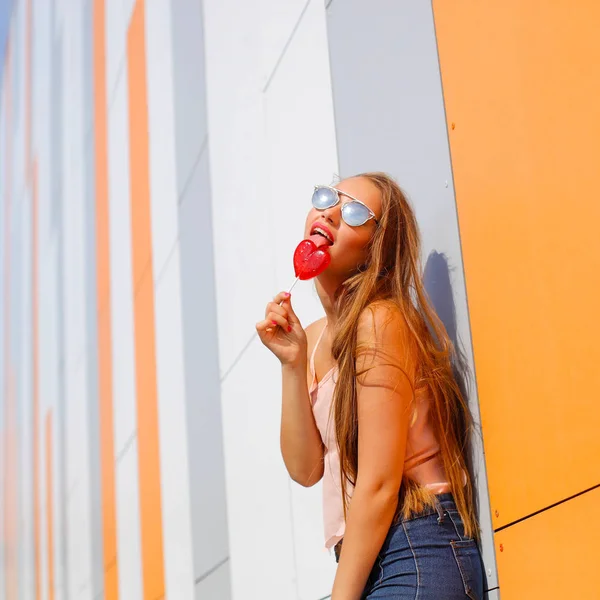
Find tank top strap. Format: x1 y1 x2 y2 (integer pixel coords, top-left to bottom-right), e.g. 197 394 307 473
309 321 328 379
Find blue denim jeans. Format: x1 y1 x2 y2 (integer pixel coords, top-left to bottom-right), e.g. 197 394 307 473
360 493 484 599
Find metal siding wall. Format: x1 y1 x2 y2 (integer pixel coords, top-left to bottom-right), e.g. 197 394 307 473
325 0 498 595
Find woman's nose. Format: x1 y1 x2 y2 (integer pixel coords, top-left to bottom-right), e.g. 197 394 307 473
321 205 339 223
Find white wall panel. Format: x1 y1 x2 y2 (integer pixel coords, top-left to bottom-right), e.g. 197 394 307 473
203 0 273 376
18 191 35 600
145 0 179 287
122 0 136 27
220 341 297 600
62 4 93 592
115 441 143 600
106 0 128 105
40 238 63 600
13 0 25 155
61 6 86 375
194 562 231 600
259 0 307 87
154 245 194 600
107 66 137 456
65 366 92 600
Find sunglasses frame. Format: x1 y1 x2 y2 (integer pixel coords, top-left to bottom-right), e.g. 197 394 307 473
313 185 380 227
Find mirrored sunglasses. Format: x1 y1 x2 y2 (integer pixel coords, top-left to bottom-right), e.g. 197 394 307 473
312 185 379 227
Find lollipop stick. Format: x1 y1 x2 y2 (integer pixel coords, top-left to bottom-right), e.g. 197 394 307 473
278 275 300 307
286 275 301 295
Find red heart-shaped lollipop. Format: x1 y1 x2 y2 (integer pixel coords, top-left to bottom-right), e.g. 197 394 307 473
293 239 331 280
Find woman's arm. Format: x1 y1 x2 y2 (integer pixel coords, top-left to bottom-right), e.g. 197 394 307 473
332 304 413 599
279 315 325 487
280 359 324 486
257 293 324 486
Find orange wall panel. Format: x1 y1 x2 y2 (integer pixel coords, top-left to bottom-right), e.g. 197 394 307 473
93 0 120 597
432 0 600 529
127 2 166 598
494 488 600 598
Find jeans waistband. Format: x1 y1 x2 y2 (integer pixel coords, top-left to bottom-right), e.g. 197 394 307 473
398 492 457 523
334 492 458 563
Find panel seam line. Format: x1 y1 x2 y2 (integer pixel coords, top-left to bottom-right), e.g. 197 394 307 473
262 0 312 93
495 483 600 532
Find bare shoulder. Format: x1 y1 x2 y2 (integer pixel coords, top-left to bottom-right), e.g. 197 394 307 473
304 317 327 387
356 301 417 384
357 300 408 345
305 316 327 352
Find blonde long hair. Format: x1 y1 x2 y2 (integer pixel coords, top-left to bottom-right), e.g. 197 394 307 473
330 172 478 539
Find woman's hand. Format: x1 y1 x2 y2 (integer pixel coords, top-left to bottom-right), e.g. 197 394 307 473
256 292 307 367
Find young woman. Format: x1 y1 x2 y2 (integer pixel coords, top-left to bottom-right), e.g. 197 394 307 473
256 173 484 599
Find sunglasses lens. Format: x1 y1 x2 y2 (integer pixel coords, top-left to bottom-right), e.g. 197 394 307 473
342 202 370 226
312 187 338 210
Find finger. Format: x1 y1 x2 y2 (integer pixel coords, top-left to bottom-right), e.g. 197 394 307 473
256 319 275 335
266 311 291 332
273 291 292 305
264 302 289 320
280 295 300 325
256 318 282 336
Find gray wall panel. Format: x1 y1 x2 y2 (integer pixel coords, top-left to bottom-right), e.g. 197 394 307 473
326 0 498 593
82 0 104 593
194 560 231 600
171 0 208 199
179 150 230 586
51 11 69 597
170 1 231 596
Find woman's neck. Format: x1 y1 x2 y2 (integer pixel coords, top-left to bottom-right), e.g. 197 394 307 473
315 273 344 330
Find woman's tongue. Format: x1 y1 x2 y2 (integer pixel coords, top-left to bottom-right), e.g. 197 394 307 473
309 233 331 248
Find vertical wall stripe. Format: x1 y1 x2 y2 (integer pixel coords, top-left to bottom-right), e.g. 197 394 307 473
45 410 55 600
127 2 166 597
3 41 15 600
28 2 40 589
25 0 32 176
93 0 119 598
169 0 231 595
0 65 5 599
32 159 41 600
50 18 69 598
0 70 5 599
2 47 9 600
6 371 17 600
82 0 104 593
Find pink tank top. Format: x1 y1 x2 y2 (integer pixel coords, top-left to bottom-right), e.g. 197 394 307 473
309 322 452 549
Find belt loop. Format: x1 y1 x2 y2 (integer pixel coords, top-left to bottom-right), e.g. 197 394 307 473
435 499 445 524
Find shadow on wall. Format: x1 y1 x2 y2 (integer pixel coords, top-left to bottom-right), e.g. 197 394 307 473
423 250 471 402
422 251 480 502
